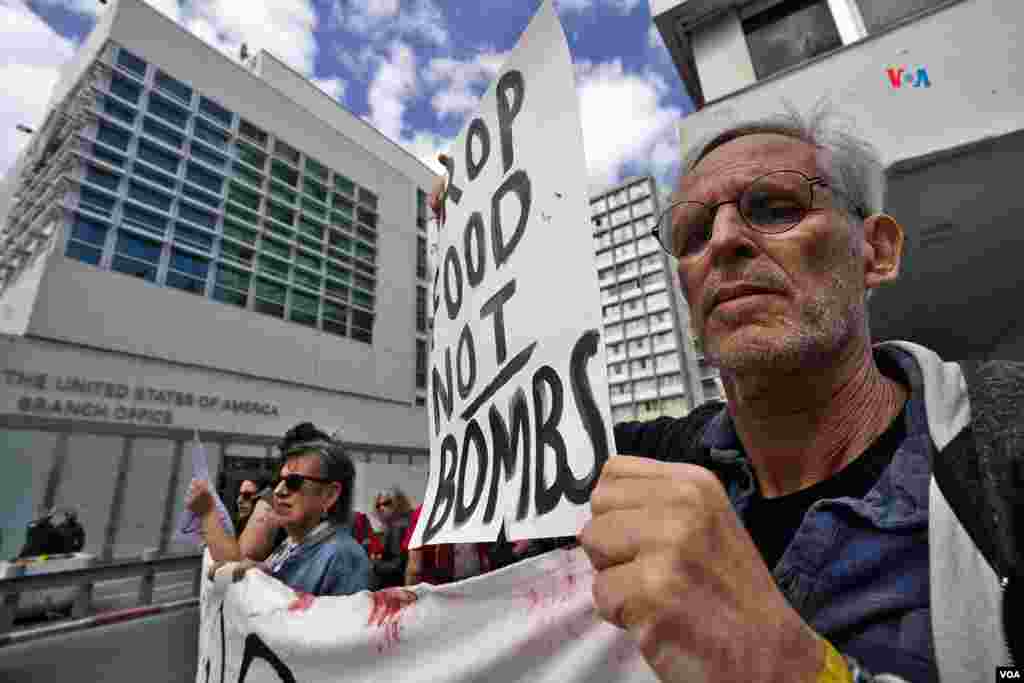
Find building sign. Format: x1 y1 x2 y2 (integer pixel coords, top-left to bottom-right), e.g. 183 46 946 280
3 368 279 426
886 66 931 89
410 0 614 548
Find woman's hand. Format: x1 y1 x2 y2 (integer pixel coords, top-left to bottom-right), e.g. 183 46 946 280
186 479 215 517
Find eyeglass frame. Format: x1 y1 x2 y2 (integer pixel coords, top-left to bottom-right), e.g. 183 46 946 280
271 472 336 493
651 169 868 259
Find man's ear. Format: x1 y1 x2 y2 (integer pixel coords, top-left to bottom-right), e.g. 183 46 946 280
862 213 904 291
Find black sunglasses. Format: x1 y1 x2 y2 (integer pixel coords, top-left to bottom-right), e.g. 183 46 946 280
238 491 257 501
272 473 332 492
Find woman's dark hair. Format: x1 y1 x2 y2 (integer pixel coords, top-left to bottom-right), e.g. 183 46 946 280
277 422 356 526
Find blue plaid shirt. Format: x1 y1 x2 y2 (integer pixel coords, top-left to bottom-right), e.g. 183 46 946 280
701 345 938 682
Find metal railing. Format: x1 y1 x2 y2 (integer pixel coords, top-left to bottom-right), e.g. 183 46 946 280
0 551 202 638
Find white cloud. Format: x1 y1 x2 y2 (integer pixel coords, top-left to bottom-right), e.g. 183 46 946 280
555 0 643 14
424 51 508 120
365 41 418 142
336 0 448 47
575 60 682 191
0 2 75 174
311 77 347 102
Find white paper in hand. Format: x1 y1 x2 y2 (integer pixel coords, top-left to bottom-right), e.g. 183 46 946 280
175 431 236 546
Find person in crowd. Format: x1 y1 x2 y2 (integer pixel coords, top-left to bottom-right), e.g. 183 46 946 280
234 478 264 536
367 487 413 589
402 503 491 586
565 107 1024 682
187 422 369 596
351 508 385 560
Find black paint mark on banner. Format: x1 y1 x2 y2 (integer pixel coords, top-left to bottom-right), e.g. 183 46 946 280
566 329 611 500
438 154 463 204
491 170 531 269
464 212 487 287
443 246 464 320
466 118 491 182
454 418 488 525
485 388 531 523
238 633 296 683
423 434 459 542
496 70 525 174
432 347 453 438
532 365 568 517
219 605 226 683
456 324 476 401
480 279 516 365
460 341 537 421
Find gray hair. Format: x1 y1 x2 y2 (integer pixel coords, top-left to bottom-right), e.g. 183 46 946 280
680 102 886 302
681 102 886 222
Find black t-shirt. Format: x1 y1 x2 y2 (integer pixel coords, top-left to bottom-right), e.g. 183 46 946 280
744 404 907 570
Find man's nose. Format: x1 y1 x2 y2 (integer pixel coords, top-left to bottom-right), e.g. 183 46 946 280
706 203 757 262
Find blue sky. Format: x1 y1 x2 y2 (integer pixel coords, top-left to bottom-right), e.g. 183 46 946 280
2 0 694 193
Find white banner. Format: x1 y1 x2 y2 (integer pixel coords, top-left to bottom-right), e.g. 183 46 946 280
414 0 614 547
197 549 657 683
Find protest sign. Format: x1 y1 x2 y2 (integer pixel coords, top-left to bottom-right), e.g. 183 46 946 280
175 431 235 545
410 0 615 547
196 548 658 683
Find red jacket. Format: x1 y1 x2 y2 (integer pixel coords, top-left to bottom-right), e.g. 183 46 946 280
402 505 490 584
352 511 386 557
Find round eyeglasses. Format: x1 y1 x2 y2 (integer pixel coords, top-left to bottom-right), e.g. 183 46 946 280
652 170 866 259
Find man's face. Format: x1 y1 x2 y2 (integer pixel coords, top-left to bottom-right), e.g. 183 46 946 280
272 453 340 529
675 134 868 376
237 480 260 518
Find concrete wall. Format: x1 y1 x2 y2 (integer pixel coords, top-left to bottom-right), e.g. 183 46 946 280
691 10 756 102
0 234 55 337
677 0 1023 168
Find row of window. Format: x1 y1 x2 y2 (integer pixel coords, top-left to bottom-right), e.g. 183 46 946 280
65 213 375 343
610 373 684 396
591 182 652 217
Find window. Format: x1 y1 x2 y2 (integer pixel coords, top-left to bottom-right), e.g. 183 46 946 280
334 174 354 196
305 157 327 181
66 240 103 266
304 177 328 204
351 309 373 343
238 119 268 147
103 97 136 126
173 223 214 250
167 249 209 295
133 162 176 191
232 161 263 190
612 208 630 226
109 73 142 104
358 188 378 211
154 70 192 104
295 251 321 273
220 240 254 265
70 215 109 247
216 264 251 292
179 203 217 230
213 286 247 308
322 300 347 336
122 204 166 237
332 193 354 215
289 290 318 327
357 207 377 229
86 164 121 192
116 49 147 77
254 278 286 318
613 226 632 244
186 162 223 194
416 286 427 332
97 121 132 151
743 0 842 79
223 219 257 246
199 96 232 128
266 201 295 226
274 140 300 166
228 182 261 212
271 159 299 187
262 237 290 261
237 141 267 170
258 254 289 279
325 278 349 301
147 92 189 129
856 0 949 33
417 188 428 225
191 144 226 170
416 339 427 388
225 201 258 225
113 231 161 281
142 116 184 149
91 144 125 168
79 186 116 217
182 183 220 210
269 180 297 205
193 119 229 151
302 197 327 220
417 236 427 278
643 271 663 287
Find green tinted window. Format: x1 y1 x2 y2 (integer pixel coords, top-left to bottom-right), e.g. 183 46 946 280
217 265 251 291
223 219 257 244
326 263 351 282
333 174 354 195
237 141 267 170
232 162 263 189
255 278 285 303
225 202 259 225
270 159 298 187
296 252 321 272
220 240 255 265
298 216 324 241
305 157 327 181
304 178 327 203
302 199 326 221
261 237 290 260
325 279 349 301
257 255 289 279
293 269 320 291
228 182 261 211
266 200 294 226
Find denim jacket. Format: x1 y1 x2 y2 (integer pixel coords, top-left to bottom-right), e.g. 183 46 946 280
269 525 371 597
699 345 937 681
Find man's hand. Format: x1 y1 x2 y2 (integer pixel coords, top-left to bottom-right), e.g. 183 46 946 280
579 456 823 683
207 559 265 582
186 479 215 518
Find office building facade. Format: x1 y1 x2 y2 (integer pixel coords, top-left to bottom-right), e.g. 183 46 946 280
591 175 721 424
651 0 1024 362
0 0 438 561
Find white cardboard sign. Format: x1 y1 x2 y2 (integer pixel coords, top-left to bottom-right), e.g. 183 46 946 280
410 0 614 547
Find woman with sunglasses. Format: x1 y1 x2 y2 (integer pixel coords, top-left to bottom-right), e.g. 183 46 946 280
366 488 413 590
187 423 370 596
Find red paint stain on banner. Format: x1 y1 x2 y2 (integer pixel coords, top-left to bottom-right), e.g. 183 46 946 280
288 592 316 613
367 589 418 653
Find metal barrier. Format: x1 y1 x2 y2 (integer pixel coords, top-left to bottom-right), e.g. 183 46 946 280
0 551 202 636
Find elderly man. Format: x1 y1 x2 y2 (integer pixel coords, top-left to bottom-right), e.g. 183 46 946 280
573 110 1022 683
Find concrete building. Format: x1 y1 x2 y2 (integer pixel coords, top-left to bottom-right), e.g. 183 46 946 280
591 175 721 423
651 0 1024 362
0 0 438 561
